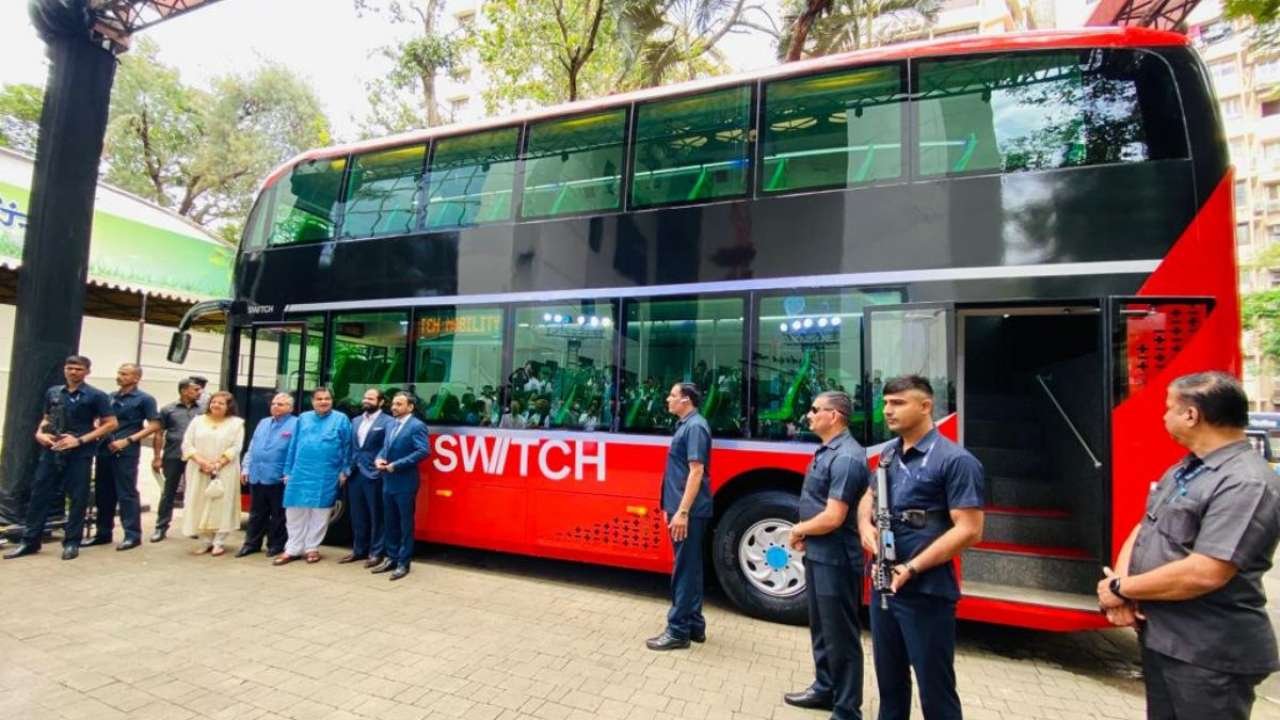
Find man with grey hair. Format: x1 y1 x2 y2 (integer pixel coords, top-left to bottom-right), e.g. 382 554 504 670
151 377 203 542
1098 371 1280 719
85 362 160 551
237 393 297 558
784 390 870 719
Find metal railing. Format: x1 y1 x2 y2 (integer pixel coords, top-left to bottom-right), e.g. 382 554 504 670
1035 374 1103 469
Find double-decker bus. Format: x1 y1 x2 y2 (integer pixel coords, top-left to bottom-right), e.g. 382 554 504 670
172 26 1236 631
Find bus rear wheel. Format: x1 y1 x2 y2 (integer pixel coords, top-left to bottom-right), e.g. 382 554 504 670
712 490 807 625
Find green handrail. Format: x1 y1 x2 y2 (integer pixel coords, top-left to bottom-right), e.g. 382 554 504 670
552 382 580 427
952 133 978 173
764 158 789 192
758 350 812 422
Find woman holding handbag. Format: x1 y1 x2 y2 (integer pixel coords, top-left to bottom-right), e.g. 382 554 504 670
180 391 244 556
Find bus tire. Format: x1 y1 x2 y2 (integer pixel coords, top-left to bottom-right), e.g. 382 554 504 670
712 490 808 626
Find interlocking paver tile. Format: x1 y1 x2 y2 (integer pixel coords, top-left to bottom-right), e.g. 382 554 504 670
5 516 1280 720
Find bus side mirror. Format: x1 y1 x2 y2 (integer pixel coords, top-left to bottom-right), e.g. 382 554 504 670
167 331 191 364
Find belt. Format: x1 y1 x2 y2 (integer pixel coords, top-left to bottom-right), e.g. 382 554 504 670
890 509 951 531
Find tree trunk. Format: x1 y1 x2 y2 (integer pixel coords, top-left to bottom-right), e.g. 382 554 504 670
787 0 832 61
422 72 442 126
421 0 442 127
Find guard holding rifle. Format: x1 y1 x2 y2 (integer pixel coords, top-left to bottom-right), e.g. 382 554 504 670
857 375 984 720
5 355 117 561
785 391 870 720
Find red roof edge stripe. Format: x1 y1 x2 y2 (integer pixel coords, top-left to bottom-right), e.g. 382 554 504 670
260 26 1189 190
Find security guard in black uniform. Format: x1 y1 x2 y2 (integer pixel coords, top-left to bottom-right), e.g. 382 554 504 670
857 375 984 720
4 355 117 561
785 390 870 720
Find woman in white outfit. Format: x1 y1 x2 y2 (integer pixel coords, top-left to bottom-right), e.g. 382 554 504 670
181 391 244 556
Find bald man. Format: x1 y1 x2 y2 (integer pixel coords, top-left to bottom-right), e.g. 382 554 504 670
237 393 298 557
85 363 160 552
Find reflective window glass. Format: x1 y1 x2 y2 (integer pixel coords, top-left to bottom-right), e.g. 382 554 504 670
762 65 906 193
329 311 410 415
424 127 520 229
508 302 616 431
267 158 347 245
621 296 744 436
412 307 504 425
632 86 752 207
755 289 901 441
522 109 626 219
342 145 426 238
916 50 1187 177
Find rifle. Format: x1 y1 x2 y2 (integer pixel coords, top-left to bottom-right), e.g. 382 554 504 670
42 391 70 472
872 444 898 609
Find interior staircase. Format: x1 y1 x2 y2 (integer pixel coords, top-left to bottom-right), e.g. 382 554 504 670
960 393 1100 605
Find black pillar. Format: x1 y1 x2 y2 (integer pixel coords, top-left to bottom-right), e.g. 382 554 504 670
0 23 117 524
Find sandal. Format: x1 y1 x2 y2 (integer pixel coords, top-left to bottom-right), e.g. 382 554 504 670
272 554 297 566
304 551 321 564
210 546 226 557
191 545 211 555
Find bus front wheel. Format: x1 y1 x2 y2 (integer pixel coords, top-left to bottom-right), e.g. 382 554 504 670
712 490 808 625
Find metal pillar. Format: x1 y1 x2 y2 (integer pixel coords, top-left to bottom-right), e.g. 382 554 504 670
0 23 117 524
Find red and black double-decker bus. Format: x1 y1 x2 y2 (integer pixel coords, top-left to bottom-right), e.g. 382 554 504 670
178 26 1236 631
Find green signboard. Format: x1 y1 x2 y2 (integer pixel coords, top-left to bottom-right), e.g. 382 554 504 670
0 180 233 299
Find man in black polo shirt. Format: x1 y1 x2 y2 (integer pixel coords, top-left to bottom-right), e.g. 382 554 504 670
646 382 713 651
785 390 870 720
150 377 201 542
857 375 984 720
1098 371 1280 719
83 363 160 551
5 355 117 561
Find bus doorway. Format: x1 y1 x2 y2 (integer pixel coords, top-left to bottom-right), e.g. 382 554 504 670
957 306 1106 611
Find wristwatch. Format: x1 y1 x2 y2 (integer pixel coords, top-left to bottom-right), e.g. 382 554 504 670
1109 577 1129 601
904 561 919 578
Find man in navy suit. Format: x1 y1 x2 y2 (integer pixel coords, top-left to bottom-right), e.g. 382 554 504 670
371 391 430 581
343 388 396 567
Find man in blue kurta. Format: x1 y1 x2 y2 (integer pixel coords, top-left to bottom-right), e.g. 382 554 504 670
238 393 297 558
277 387 352 565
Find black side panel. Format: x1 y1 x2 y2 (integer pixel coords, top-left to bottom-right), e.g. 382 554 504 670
1155 47 1230 207
236 160 1194 306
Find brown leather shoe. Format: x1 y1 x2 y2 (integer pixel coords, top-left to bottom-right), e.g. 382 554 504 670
363 556 384 569
337 553 366 564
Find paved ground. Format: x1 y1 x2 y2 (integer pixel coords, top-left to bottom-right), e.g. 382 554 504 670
3 511 1278 720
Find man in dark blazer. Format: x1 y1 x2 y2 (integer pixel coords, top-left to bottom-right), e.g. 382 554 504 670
343 388 396 567
371 391 430 581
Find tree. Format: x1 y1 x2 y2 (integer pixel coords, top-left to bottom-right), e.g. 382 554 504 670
777 0 941 61
354 0 463 136
616 0 775 88
474 0 626 112
104 38 331 240
0 83 44 155
1243 244 1280 366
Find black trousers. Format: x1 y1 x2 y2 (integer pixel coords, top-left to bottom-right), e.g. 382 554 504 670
870 590 961 720
665 515 708 640
154 458 185 533
1143 646 1266 720
243 483 287 555
92 451 143 543
22 451 92 548
805 557 864 720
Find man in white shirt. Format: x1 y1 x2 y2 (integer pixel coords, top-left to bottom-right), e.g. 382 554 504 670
343 388 395 567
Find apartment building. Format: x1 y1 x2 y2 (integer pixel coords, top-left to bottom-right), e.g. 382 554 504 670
1179 0 1280 408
